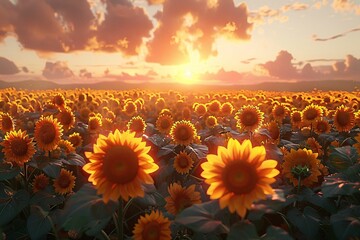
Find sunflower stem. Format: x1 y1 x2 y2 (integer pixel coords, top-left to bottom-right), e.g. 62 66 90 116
297 175 301 194
117 199 124 240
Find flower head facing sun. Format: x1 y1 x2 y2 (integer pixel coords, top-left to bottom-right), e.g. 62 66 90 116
34 115 63 152
173 151 194 175
333 105 355 132
235 105 264 132
1 129 36 166
133 210 171 240
156 114 173 134
53 169 76 195
170 120 198 146
165 183 201 215
83 130 159 203
201 139 279 217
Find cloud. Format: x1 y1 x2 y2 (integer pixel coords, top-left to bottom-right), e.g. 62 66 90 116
146 0 252 65
106 71 154 82
259 51 298 79
146 0 165 5
0 0 153 55
332 0 360 14
0 56 20 75
22 66 29 73
249 2 309 25
332 54 360 78
312 27 360 41
42 61 74 79
79 68 92 78
240 57 256 64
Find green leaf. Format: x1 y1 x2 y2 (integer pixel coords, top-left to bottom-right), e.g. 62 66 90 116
286 206 320 239
65 153 86 166
261 226 293 240
322 171 360 198
175 200 229 234
330 205 360 240
60 183 118 236
300 187 337 213
227 221 259 240
328 146 358 172
0 163 20 180
0 185 30 226
29 156 62 178
26 206 52 240
30 187 65 210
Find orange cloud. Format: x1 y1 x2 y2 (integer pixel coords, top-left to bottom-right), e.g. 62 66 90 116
259 51 298 79
146 0 252 65
0 56 19 75
199 68 245 83
0 0 153 55
332 0 360 14
42 61 74 79
312 27 360 41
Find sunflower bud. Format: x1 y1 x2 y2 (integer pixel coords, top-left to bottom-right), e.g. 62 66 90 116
291 165 311 179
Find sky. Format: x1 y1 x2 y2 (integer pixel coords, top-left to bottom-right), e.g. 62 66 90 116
0 0 360 85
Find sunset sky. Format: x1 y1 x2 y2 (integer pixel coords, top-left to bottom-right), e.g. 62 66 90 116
0 0 359 85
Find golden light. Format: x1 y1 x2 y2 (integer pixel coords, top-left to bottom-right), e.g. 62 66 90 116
177 65 199 85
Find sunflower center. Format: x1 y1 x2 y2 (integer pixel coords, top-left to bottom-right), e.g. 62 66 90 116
274 107 285 116
304 108 318 120
11 138 28 156
58 174 71 188
103 145 139 184
160 119 170 129
336 111 350 126
241 112 258 126
130 120 144 132
174 194 192 212
177 155 190 168
222 161 258 195
39 122 57 144
176 126 192 141
142 221 161 240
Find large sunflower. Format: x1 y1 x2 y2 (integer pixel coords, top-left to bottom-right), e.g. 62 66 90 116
302 104 322 125
53 168 76 195
235 105 264 132
34 115 63 152
83 130 159 203
169 120 198 146
173 151 194 175
333 105 355 132
201 139 279 217
165 183 201 215
282 148 321 187
132 210 171 240
1 129 36 166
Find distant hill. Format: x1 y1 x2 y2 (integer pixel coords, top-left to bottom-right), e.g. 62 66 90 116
0 79 359 92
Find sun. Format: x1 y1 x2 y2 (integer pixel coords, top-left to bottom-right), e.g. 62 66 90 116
177 65 199 85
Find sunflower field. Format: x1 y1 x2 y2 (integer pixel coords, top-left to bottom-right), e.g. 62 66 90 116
0 88 360 240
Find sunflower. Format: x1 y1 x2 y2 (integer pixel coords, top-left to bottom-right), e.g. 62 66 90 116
57 139 75 154
1 129 36 166
235 105 264 132
306 137 323 157
333 105 355 132
165 183 201 215
123 101 137 117
313 119 331 134
68 132 83 148
0 112 15 132
302 104 322 125
201 139 279 217
34 115 63 152
52 93 66 109
83 130 159 203
173 151 194 175
88 116 102 133
127 116 146 135
156 114 173 134
207 100 221 115
282 148 321 187
272 104 289 123
56 107 75 131
53 168 76 195
220 102 234 116
170 120 198 146
205 116 218 128
32 173 50 193
132 210 171 240
266 121 280 144
194 103 207 116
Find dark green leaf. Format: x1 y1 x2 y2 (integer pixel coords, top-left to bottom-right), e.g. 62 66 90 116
60 183 118 236
157 144 176 159
30 187 65 210
0 185 30 226
328 146 358 172
175 200 228 234
227 221 258 240
27 206 52 240
65 153 86 166
261 226 293 240
286 206 320 239
330 205 360 240
0 163 20 180
300 187 337 213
